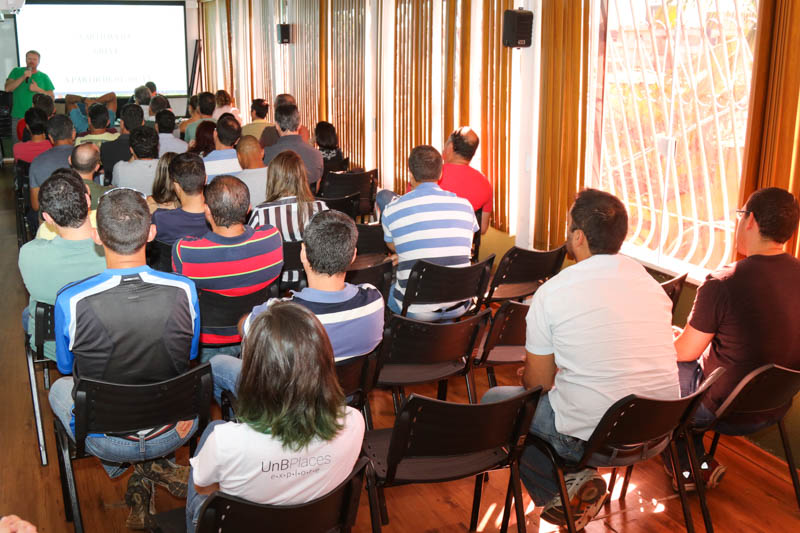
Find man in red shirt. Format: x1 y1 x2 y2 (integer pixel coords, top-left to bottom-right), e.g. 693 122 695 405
438 126 493 234
13 107 51 163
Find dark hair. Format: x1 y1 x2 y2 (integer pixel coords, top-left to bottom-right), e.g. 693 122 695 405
38 169 88 228
251 98 269 119
188 121 216 157
120 103 144 131
156 109 176 133
96 188 151 254
216 113 242 147
46 114 74 142
134 85 151 105
145 81 157 94
32 93 54 117
169 152 207 195
70 143 100 173
304 210 356 275
215 89 232 107
274 93 296 107
187 94 199 116
745 187 800 244
24 107 47 135
570 188 628 255
314 121 338 150
198 91 216 116
274 104 300 132
204 175 250 227
129 126 159 159
237 301 345 450
408 145 442 182
152 152 179 205
149 94 170 115
448 127 479 161
87 103 110 130
266 151 314 230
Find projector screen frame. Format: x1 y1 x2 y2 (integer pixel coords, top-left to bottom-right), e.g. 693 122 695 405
15 0 190 97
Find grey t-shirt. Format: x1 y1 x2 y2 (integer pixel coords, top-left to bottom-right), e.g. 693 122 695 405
235 167 269 207
112 159 159 196
29 145 74 189
262 134 324 185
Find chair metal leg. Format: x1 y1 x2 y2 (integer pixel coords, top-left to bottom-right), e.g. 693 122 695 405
669 438 695 533
26 345 48 466
55 420 83 532
469 474 484 531
362 398 374 431
464 371 477 404
365 466 383 533
43 361 51 390
511 463 527 533
437 379 448 401
686 430 713 533
377 485 389 525
620 464 634 500
486 367 498 388
606 468 618 506
391 387 402 415
708 432 721 457
777 419 800 511
500 466 514 533
554 466 578 533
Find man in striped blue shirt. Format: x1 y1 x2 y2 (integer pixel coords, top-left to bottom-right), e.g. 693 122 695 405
209 210 385 404
381 145 478 320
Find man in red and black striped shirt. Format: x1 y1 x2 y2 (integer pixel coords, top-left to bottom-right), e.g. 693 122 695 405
173 175 283 357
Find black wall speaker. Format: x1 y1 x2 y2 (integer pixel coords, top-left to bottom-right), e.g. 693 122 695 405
277 24 291 44
502 9 534 48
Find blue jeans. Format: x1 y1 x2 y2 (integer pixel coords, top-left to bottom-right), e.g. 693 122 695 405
209 355 242 405
481 387 586 506
186 420 226 532
200 344 241 364
48 377 199 478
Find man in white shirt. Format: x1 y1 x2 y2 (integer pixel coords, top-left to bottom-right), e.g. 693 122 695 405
482 189 679 530
156 110 188 156
112 126 159 196
233 135 268 206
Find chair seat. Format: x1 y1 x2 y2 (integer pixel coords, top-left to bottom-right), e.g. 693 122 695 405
378 360 466 387
489 281 542 301
363 429 509 484
584 436 670 469
153 507 186 533
482 346 526 366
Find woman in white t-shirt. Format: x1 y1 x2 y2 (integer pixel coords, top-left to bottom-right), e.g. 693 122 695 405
185 301 365 531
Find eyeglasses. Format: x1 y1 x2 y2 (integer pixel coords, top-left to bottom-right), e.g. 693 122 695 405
735 209 750 220
101 186 146 199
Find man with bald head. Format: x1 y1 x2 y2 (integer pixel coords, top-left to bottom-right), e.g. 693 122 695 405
439 127 493 234
70 143 113 209
233 135 268 206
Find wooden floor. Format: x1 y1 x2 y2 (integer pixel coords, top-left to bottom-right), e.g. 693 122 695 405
2 164 800 532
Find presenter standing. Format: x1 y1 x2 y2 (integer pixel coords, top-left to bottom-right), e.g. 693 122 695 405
5 50 55 145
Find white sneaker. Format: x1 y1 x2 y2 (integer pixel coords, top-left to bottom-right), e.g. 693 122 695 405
541 469 607 530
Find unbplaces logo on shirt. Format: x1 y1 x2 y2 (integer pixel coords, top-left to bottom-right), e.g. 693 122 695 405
261 454 332 480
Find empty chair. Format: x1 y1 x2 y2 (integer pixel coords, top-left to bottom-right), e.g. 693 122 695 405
346 257 393 303
362 389 541 533
485 245 567 304
320 192 360 220
318 169 378 220
25 301 56 466
355 223 390 256
473 300 528 388
660 273 688 316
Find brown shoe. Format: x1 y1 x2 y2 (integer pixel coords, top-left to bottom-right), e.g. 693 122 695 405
125 473 156 530
135 458 190 498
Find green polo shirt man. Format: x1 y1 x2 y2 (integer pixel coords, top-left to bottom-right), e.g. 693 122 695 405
5 50 55 143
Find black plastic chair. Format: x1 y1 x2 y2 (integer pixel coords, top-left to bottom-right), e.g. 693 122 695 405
526 368 724 533
690 364 800 530
279 240 308 293
198 286 275 347
146 240 174 272
362 389 541 533
400 255 495 318
485 245 567 304
472 208 482 263
0 90 11 163
377 309 491 409
473 301 528 388
54 364 213 533
24 301 56 466
321 192 360 220
661 273 688 317
14 160 33 248
355 223 390 256
318 169 378 221
154 456 370 533
346 257 393 303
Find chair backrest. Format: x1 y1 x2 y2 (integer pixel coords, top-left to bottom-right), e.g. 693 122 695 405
321 192 360 220
73 363 213 456
197 288 270 346
476 301 528 366
355 223 390 256
401 255 495 317
471 209 482 263
196 456 369 533
382 389 540 483
713 364 800 422
581 368 725 468
335 347 383 412
382 309 490 367
660 273 688 315
319 169 378 216
146 240 174 273
486 245 567 302
34 302 56 358
345 257 393 302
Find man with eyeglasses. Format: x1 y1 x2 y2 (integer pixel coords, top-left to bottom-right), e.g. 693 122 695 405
670 187 800 491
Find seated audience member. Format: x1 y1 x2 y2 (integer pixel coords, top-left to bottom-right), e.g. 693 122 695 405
173 175 283 356
65 92 117 135
380 145 477 320
203 113 242 181
147 152 180 213
233 135 268 206
249 151 327 284
146 81 159 96
147 94 171 126
29 115 76 212
184 91 216 143
156 110 188 156
16 93 55 143
186 301 365 532
439 126 493 234
315 121 346 173
211 209 384 404
211 89 242 123
152 153 209 245
69 143 112 208
18 170 105 362
101 103 145 184
187 120 216 157
74 103 121 147
134 84 152 115
241 98 271 140
179 94 201 137
481 188 679 529
13 107 51 163
668 187 800 489
263 104 324 187
113 126 159 195
48 188 201 529
258 93 309 148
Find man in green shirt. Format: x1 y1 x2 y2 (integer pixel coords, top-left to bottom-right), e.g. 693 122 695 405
4 50 55 145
